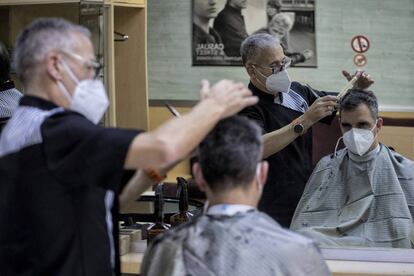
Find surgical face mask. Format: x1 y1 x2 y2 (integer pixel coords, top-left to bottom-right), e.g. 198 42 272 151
254 66 291 94
342 121 377 156
57 58 109 124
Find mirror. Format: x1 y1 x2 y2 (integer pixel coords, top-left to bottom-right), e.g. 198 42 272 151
289 116 414 250
147 0 414 265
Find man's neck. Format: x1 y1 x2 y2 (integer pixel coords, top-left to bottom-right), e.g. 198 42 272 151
25 85 50 101
368 140 380 153
207 187 257 208
24 82 68 108
193 17 211 34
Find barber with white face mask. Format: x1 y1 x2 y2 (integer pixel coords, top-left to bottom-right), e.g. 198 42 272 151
238 33 374 227
0 18 258 276
57 51 109 124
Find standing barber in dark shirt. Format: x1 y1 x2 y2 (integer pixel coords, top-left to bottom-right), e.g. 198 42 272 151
0 18 257 276
239 34 373 227
214 0 248 57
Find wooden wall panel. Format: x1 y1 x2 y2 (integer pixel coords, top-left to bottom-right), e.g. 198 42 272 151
114 6 148 130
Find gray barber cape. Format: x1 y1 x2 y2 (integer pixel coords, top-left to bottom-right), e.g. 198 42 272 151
291 144 414 248
142 209 330 276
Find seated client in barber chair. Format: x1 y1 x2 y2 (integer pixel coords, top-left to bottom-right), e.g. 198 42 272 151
291 89 414 248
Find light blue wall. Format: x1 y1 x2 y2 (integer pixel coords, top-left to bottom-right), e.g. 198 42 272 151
148 0 414 110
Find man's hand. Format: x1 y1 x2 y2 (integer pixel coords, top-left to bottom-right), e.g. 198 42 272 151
200 79 258 119
301 95 339 130
342 70 374 90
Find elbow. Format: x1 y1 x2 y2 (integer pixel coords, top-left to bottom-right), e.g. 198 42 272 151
127 132 185 169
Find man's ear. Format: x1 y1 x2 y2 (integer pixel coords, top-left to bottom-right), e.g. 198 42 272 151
255 161 269 191
246 62 256 77
376 117 383 131
192 162 207 192
338 116 345 133
45 52 64 81
259 161 269 187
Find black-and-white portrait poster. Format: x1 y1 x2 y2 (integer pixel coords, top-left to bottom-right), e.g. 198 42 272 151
192 0 317 67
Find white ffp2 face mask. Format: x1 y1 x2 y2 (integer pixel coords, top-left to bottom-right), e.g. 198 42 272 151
342 122 377 156
58 59 109 124
255 67 291 94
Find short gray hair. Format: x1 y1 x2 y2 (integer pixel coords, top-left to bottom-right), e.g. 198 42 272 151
339 89 378 120
197 116 263 193
240 33 280 65
14 18 91 84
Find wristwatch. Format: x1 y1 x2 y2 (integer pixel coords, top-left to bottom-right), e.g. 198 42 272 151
292 119 306 135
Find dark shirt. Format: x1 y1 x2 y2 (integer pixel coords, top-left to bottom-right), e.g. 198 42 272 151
213 4 248 57
0 96 139 276
239 82 334 227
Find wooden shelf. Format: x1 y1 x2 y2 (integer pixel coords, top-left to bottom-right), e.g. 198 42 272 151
113 5 148 130
0 0 148 130
113 0 145 7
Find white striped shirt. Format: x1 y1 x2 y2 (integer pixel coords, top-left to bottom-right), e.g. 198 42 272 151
274 89 309 113
0 87 23 118
0 105 63 158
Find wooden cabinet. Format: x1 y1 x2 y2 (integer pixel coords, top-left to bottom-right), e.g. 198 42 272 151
111 0 145 7
0 0 148 131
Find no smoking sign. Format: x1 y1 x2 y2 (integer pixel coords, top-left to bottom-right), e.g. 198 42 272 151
350 35 370 67
351 35 370 53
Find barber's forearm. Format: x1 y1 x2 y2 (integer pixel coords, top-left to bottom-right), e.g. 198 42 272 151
262 123 299 159
119 170 153 211
120 158 183 210
124 98 222 169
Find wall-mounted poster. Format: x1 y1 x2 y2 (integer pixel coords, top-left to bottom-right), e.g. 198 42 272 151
192 0 317 67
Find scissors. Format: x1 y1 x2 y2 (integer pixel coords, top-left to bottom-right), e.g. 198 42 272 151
164 102 181 117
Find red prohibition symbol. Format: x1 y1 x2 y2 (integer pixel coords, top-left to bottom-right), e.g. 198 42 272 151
351 35 370 53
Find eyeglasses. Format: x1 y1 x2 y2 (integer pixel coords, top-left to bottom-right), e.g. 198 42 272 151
254 56 291 74
61 51 102 78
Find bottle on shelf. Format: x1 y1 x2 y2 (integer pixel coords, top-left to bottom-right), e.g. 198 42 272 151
170 177 194 227
147 183 170 245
